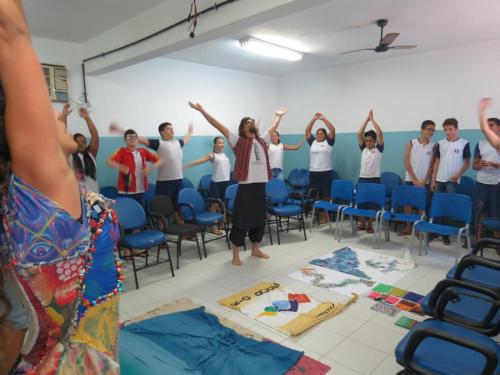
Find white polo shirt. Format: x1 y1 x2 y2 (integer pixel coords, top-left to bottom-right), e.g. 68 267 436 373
475 140 500 185
148 138 184 181
308 136 335 172
359 144 384 178
405 138 435 183
435 138 470 183
268 143 284 170
210 152 231 182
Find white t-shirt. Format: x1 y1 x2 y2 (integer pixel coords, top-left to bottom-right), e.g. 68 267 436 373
268 143 284 170
359 144 384 178
148 138 184 181
405 138 435 183
119 150 145 194
308 136 335 172
435 138 470 183
210 152 231 182
475 140 500 185
228 131 269 184
69 152 99 193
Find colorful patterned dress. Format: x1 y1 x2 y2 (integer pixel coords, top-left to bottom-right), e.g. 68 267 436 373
1 175 122 374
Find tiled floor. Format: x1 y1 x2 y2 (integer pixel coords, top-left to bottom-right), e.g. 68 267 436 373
119 220 468 375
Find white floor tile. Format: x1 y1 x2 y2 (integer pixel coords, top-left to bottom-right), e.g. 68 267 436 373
370 355 403 375
292 325 346 356
326 338 386 375
320 357 362 375
350 322 406 354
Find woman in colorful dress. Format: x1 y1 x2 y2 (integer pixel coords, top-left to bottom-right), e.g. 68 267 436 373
0 1 121 374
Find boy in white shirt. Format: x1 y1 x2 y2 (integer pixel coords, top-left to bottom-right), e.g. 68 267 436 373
431 118 470 245
357 110 384 233
473 117 500 238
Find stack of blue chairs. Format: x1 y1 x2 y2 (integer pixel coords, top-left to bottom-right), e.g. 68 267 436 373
394 238 500 375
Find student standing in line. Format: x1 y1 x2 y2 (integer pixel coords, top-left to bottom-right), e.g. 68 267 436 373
402 120 436 234
184 136 232 235
472 117 500 239
107 129 162 208
479 98 500 151
305 112 336 224
357 110 384 233
268 131 306 180
431 118 470 245
66 106 100 192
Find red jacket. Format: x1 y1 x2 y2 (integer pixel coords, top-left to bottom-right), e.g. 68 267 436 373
111 147 159 193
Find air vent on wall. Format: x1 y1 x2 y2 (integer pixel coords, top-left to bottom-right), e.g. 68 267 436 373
42 63 69 102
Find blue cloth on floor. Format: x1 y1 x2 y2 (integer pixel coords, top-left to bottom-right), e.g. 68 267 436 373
120 306 303 375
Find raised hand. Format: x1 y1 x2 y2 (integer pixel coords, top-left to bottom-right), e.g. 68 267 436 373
275 108 288 117
78 107 90 119
188 101 203 111
109 121 123 134
368 109 374 122
316 112 325 121
188 122 194 132
60 102 72 121
479 98 493 112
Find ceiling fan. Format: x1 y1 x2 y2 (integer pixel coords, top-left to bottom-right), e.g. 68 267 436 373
340 19 417 55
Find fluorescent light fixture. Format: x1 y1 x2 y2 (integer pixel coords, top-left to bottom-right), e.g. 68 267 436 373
238 36 303 61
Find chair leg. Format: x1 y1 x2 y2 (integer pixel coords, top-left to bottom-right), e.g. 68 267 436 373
156 245 160 263
165 242 175 277
267 219 273 246
301 214 307 241
418 232 423 256
338 212 345 242
350 216 356 236
194 235 202 260
276 217 281 245
130 248 139 289
176 238 181 270
201 229 207 257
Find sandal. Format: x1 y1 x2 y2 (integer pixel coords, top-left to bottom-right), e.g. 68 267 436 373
366 226 374 234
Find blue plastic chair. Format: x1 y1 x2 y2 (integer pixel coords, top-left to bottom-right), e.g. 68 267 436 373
177 188 229 251
144 183 156 212
310 179 353 237
381 171 401 207
421 278 500 337
266 179 306 245
446 239 500 291
412 193 472 262
113 197 174 289
224 184 238 217
339 183 386 247
394 319 500 375
100 186 118 199
457 176 476 201
198 174 212 198
379 185 427 243
286 168 317 216
182 177 194 189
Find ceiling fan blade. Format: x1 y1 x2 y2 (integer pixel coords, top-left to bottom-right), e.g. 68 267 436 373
339 48 375 55
389 45 417 49
380 32 399 46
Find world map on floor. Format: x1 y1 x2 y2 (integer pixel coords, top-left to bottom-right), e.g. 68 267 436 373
289 247 414 297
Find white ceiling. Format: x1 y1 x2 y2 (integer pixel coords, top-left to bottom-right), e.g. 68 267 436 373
166 0 500 76
23 0 168 43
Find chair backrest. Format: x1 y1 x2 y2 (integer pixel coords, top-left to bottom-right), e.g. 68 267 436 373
150 195 175 220
144 183 156 210
113 197 147 230
287 168 310 189
381 171 401 197
182 177 195 189
199 174 212 191
224 184 238 213
177 188 206 219
100 186 118 199
429 193 472 224
391 185 427 211
331 179 354 203
457 176 475 200
354 183 386 209
266 179 290 205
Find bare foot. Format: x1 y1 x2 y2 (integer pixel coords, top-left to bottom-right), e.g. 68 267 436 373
251 249 270 259
232 257 242 266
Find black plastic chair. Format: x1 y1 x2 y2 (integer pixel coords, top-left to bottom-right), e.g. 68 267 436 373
149 195 204 270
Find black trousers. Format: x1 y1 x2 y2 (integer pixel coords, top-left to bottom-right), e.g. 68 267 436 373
229 182 266 247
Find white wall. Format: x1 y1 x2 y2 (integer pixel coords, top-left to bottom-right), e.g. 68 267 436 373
278 39 500 133
86 58 279 137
